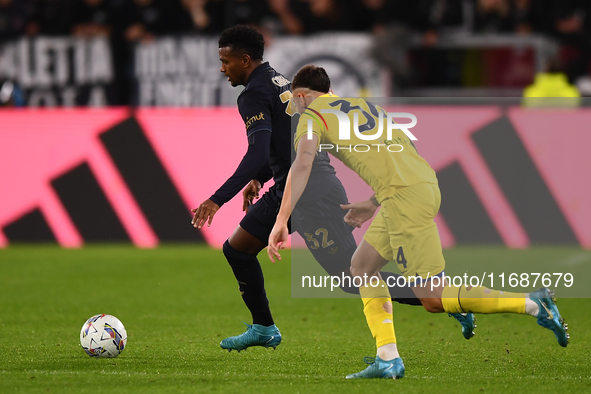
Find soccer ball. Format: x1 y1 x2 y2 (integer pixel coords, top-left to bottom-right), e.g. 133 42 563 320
80 314 127 358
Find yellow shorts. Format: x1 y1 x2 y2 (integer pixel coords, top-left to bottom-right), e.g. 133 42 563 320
363 182 446 283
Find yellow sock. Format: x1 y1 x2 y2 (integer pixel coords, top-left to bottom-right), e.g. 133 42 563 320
442 285 526 314
360 280 396 348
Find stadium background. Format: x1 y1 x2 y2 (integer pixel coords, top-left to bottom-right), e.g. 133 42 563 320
2 1 591 392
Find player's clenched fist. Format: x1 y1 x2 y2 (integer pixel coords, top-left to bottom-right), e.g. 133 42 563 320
191 199 220 229
267 222 289 263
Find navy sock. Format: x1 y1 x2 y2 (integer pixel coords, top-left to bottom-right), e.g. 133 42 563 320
223 240 274 326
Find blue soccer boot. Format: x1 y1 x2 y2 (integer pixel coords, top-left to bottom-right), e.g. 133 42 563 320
449 312 476 339
346 356 405 379
220 323 281 352
530 288 569 347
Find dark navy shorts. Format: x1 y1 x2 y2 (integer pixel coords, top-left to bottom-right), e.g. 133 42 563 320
291 182 358 275
240 182 358 275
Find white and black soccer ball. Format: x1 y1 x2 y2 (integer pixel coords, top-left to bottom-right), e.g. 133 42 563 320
80 314 127 358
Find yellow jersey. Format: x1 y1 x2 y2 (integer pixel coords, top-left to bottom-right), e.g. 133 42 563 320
522 72 581 107
294 94 437 203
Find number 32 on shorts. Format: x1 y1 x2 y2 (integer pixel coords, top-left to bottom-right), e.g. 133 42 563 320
304 228 334 250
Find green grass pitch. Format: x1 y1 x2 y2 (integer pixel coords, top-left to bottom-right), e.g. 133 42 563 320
1 245 590 393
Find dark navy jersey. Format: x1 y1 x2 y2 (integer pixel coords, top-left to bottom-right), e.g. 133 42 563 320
291 113 340 204
237 62 292 191
210 62 340 207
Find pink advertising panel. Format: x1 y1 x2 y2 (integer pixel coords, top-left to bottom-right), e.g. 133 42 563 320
509 108 591 248
0 107 589 249
0 109 129 247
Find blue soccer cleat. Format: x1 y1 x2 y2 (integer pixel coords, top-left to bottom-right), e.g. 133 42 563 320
530 288 569 347
449 312 476 339
220 323 281 352
346 356 405 379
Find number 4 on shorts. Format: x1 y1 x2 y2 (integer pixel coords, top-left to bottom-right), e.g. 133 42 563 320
396 246 407 268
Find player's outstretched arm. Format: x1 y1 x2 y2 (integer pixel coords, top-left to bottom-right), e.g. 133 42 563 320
340 194 379 228
268 221 289 263
267 168 293 263
191 199 220 229
268 134 318 262
207 131 272 210
190 131 272 229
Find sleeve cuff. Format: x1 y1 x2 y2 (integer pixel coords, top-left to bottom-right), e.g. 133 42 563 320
209 195 225 208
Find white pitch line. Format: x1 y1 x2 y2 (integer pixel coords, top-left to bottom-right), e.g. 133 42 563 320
560 252 591 266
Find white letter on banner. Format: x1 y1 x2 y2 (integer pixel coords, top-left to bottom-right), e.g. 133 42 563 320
73 38 87 84
18 39 32 88
89 37 113 83
89 86 107 107
387 113 418 141
139 80 154 105
158 38 178 75
0 42 16 80
321 109 350 140
34 37 52 87
53 38 69 86
61 87 77 107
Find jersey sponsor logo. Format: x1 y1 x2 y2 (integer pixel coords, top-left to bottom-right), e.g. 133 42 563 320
271 75 290 87
245 112 265 129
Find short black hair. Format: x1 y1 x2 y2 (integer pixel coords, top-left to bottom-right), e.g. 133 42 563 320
218 25 265 60
292 65 330 93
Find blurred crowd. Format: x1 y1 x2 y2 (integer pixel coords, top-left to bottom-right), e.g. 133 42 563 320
0 0 590 103
0 0 589 40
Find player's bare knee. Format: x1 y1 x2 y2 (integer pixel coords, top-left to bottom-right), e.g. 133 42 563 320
227 227 265 255
349 266 364 279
